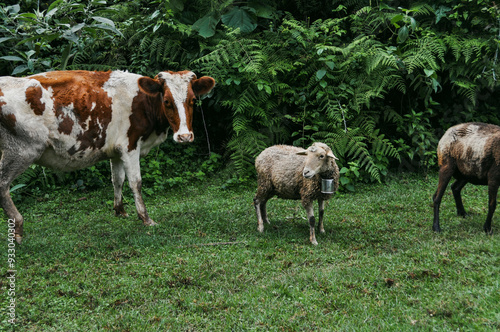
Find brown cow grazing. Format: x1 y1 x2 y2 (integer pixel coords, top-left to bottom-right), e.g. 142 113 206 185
432 122 500 234
0 70 215 243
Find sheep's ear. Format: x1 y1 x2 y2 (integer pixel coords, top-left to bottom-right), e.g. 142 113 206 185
296 149 308 156
327 151 338 160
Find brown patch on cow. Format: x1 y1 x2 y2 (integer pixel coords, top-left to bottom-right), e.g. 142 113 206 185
127 81 167 151
31 71 113 154
0 112 17 135
0 88 16 135
182 88 195 134
25 85 45 116
162 88 180 133
465 146 475 160
58 116 74 135
450 142 464 159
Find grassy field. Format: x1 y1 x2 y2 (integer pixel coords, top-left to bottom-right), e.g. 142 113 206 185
0 172 499 331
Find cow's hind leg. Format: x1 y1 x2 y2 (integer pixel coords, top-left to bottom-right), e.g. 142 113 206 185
122 152 157 226
451 178 468 217
110 159 128 217
484 179 499 234
432 162 454 232
0 148 41 243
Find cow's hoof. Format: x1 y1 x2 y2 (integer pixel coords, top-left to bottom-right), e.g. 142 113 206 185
258 224 264 233
432 226 442 233
484 226 493 235
15 235 22 244
144 220 158 226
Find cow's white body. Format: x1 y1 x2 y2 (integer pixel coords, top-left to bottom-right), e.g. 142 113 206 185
0 70 215 242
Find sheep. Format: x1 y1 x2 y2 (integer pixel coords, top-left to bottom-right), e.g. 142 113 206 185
432 122 500 234
254 142 339 245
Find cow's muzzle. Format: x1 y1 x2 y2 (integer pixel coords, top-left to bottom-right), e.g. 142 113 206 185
176 132 194 143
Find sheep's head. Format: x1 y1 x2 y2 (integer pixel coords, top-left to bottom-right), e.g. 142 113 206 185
297 142 338 179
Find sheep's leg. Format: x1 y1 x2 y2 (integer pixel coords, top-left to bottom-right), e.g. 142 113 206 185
432 163 454 232
451 179 468 217
261 200 269 224
318 199 325 233
254 196 268 232
303 201 318 245
484 180 499 234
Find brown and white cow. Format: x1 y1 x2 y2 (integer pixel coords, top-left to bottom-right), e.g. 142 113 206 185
0 70 215 243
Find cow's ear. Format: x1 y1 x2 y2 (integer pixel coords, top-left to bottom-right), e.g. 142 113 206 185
192 76 215 96
138 77 162 95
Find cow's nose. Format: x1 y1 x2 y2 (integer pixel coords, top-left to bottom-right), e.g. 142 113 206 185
177 133 194 143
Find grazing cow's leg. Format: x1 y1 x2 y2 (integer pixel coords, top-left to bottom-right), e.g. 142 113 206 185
451 179 468 217
110 159 128 217
0 148 41 243
303 200 318 245
484 179 499 234
433 163 454 232
318 199 325 234
122 153 156 226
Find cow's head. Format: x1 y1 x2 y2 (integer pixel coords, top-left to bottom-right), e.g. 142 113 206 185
139 71 215 143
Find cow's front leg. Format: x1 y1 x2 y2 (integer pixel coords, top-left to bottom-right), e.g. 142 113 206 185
122 153 157 226
110 158 128 217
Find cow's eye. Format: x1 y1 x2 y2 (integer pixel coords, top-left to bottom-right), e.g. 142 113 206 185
164 100 173 108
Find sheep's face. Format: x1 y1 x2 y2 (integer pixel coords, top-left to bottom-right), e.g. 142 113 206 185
297 143 337 179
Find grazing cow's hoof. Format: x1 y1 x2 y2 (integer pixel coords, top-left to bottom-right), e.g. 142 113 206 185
432 225 442 233
484 226 493 235
144 220 158 226
15 235 22 244
258 224 264 233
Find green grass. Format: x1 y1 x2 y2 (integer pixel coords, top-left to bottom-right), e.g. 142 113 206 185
1 172 499 331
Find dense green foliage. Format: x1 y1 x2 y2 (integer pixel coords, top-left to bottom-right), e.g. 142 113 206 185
1 174 499 330
2 0 500 193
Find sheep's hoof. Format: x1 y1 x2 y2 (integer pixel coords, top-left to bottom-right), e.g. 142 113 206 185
115 211 129 218
15 234 22 244
311 239 318 246
320 228 325 234
258 224 264 233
